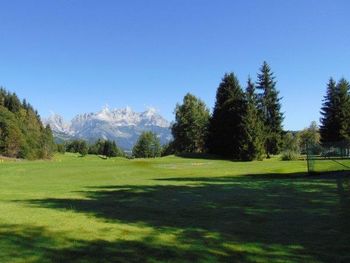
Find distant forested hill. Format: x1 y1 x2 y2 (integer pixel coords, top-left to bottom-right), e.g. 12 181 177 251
0 88 54 159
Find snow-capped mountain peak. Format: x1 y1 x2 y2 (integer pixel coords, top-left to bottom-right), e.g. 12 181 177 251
44 112 71 134
43 106 172 150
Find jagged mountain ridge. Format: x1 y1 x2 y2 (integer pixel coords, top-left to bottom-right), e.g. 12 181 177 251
44 106 172 150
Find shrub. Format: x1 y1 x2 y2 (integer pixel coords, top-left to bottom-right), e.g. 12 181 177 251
281 150 299 161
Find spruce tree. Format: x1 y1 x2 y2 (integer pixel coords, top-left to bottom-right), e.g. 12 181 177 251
336 78 350 141
242 77 265 160
208 73 248 159
320 78 339 143
320 78 350 143
78 140 88 156
172 93 210 153
256 61 284 157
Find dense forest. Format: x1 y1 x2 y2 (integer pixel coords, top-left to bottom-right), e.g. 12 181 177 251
0 88 54 159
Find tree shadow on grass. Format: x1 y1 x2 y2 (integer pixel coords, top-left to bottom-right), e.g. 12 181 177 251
17 172 350 262
0 224 213 262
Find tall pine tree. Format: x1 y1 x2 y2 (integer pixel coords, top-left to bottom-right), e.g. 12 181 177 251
208 73 248 159
256 62 284 157
242 77 265 160
320 78 339 143
336 78 350 142
320 78 350 143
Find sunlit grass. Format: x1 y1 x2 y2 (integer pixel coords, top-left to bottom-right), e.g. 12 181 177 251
0 153 349 262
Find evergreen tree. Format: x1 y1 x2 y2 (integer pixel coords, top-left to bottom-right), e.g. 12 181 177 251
88 139 124 157
161 141 175 156
208 73 248 159
242 77 265 160
336 78 350 141
103 140 122 157
172 93 210 153
0 88 54 159
320 78 340 143
56 143 66 154
256 61 284 157
132 131 161 158
78 140 88 156
0 107 24 158
320 78 350 143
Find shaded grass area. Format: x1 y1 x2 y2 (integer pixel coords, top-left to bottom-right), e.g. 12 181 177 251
0 224 201 263
1 154 350 262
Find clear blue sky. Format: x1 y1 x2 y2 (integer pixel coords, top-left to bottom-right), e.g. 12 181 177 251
0 0 349 130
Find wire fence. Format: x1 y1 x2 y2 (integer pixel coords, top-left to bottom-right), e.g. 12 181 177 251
306 141 350 174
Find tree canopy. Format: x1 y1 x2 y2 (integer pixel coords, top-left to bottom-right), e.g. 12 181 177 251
0 88 54 159
208 73 249 159
132 131 161 158
172 93 210 153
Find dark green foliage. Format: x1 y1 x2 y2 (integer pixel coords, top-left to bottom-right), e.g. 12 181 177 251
256 62 284 157
161 141 175 157
242 77 265 160
207 73 249 160
88 139 103 155
56 144 66 154
172 93 210 153
69 139 124 158
132 131 161 158
38 125 55 159
78 141 88 156
88 139 124 158
320 78 350 143
102 140 123 158
0 107 24 158
66 140 88 156
0 88 54 159
320 78 338 143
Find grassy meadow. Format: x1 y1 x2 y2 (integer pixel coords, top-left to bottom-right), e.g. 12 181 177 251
0 154 350 262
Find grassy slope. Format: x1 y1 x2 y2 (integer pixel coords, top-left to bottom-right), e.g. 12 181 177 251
0 154 349 262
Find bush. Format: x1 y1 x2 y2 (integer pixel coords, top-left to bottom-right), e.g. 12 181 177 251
281 150 299 161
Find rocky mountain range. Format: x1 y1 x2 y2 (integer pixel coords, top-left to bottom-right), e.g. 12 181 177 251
43 106 172 151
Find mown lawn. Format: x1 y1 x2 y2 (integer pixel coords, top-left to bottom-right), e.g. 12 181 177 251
0 154 349 262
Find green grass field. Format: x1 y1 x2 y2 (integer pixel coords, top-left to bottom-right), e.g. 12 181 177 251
1 154 350 262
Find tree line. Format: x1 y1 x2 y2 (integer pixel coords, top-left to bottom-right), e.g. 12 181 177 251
171 61 284 161
2 62 344 161
60 139 124 158
60 131 163 158
0 88 54 159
